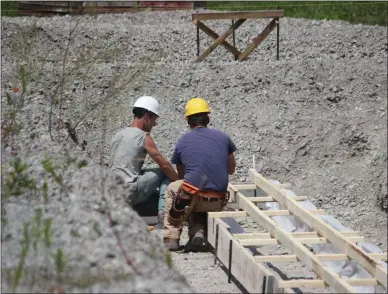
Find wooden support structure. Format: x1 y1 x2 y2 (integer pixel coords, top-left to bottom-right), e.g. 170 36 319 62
192 10 284 62
206 170 388 293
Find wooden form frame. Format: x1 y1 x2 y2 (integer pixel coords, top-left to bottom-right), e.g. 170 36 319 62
192 10 284 62
207 171 388 293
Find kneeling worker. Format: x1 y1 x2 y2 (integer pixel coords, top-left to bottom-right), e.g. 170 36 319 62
163 97 237 251
109 96 179 227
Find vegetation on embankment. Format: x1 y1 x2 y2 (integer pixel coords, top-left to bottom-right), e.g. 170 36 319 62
2 1 387 26
207 1 388 26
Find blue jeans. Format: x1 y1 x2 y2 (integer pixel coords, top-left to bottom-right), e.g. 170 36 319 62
131 168 170 214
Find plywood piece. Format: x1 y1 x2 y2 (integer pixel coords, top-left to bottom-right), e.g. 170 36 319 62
248 169 388 288
207 216 284 293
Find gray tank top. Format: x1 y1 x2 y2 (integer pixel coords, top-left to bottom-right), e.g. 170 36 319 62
109 127 148 183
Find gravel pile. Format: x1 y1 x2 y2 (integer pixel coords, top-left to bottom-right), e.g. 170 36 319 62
1 9 387 293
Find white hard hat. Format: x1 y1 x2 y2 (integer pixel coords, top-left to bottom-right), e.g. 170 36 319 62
132 96 160 116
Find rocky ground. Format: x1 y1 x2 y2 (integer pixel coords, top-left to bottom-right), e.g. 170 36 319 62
1 9 387 293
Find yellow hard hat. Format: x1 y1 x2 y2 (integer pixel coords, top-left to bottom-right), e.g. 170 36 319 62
185 97 211 117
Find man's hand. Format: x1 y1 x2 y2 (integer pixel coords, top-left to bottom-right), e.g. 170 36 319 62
144 134 179 181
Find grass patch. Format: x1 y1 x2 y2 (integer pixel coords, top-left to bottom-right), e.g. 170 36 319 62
1 1 19 16
207 1 388 26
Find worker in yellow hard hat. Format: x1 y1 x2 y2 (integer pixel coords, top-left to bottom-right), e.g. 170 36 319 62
162 97 237 252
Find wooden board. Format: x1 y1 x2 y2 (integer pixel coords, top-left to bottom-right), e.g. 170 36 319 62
207 215 284 293
247 169 388 289
192 10 284 21
228 185 357 293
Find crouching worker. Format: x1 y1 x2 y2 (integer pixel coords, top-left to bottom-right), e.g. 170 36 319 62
163 97 237 252
109 96 179 228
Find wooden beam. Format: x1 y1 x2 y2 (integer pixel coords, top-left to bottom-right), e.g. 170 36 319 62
207 215 285 293
195 19 246 63
192 10 284 21
209 209 324 218
239 236 363 246
263 209 325 216
239 238 330 246
279 278 378 288
228 185 356 293
238 18 278 61
231 183 291 190
248 169 388 289
193 19 241 58
208 211 247 218
234 231 363 240
255 253 387 263
246 196 308 202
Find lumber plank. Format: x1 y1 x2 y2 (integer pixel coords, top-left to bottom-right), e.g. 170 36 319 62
255 253 387 263
234 232 363 240
209 209 325 218
195 19 246 63
192 10 284 21
193 20 241 57
207 216 285 293
246 196 308 202
229 186 356 293
248 169 388 288
238 18 278 61
239 237 329 246
231 183 291 190
279 278 378 288
264 209 325 216
208 211 247 218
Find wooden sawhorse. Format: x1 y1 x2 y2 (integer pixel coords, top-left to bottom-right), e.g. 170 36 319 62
192 10 284 62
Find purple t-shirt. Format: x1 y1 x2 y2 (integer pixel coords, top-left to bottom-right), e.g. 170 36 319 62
171 127 237 192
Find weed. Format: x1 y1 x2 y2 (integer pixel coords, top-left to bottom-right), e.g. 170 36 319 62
165 251 173 269
3 157 37 199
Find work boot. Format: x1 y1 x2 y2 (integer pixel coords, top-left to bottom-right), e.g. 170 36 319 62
164 238 180 251
185 231 207 253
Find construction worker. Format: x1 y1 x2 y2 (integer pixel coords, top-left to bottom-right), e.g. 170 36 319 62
109 96 179 228
163 97 237 252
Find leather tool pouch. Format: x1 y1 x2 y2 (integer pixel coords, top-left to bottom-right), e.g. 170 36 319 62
168 187 194 222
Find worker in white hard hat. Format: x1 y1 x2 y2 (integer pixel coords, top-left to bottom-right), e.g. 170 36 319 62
109 96 179 228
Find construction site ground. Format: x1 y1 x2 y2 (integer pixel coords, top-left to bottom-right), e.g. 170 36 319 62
1 9 387 293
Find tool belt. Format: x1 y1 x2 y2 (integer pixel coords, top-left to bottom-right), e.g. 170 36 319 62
168 181 229 225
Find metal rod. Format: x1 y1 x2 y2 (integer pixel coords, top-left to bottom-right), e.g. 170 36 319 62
276 18 279 60
196 25 200 57
214 224 219 265
277 4 280 60
228 239 233 283
262 276 267 294
232 19 237 60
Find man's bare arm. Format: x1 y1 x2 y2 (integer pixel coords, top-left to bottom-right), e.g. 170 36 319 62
228 153 236 175
144 135 179 181
176 164 185 180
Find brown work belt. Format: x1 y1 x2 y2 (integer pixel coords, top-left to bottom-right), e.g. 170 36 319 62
181 181 227 201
